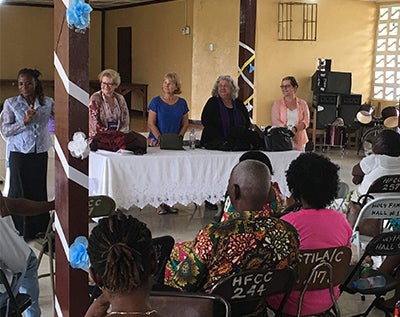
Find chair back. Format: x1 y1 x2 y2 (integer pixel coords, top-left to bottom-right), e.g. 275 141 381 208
357 174 400 206
294 246 351 317
210 267 295 314
149 291 231 317
337 181 349 200
334 181 350 212
351 196 400 259
88 195 116 218
365 230 400 258
152 235 175 285
0 268 32 317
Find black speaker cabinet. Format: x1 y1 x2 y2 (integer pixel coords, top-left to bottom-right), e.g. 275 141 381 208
312 93 337 108
311 71 352 94
315 104 337 129
338 94 362 130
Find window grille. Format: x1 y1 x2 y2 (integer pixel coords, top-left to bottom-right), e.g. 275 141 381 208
278 2 317 41
372 5 400 102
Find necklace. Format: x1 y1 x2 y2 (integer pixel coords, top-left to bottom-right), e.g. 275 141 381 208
107 310 157 316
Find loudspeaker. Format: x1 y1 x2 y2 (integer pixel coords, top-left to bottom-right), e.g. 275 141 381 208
311 71 352 94
315 104 337 129
313 93 337 108
338 94 362 130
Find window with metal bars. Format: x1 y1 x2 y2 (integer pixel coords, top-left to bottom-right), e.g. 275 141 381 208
372 5 400 102
278 2 317 41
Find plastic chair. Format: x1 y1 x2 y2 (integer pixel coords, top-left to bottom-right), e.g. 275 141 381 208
0 268 32 317
149 291 231 317
210 267 296 317
294 246 352 317
152 235 175 285
341 231 400 317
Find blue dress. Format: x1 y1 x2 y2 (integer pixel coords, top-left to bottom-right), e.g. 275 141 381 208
148 96 189 143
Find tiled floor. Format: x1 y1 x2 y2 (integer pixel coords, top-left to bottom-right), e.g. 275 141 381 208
10 112 393 316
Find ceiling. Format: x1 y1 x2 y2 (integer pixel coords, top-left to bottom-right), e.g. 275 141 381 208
0 0 173 10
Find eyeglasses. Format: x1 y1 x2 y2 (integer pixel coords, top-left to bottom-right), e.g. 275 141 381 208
101 82 115 87
280 85 292 89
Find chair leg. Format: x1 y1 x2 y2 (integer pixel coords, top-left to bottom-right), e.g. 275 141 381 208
48 236 55 307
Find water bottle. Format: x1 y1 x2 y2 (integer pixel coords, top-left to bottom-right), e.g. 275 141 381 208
394 300 400 317
189 128 196 150
352 275 386 289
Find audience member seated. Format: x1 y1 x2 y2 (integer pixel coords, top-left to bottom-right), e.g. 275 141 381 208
347 129 400 236
89 69 130 141
220 150 286 222
85 213 161 317
164 160 299 316
200 75 263 151
268 152 352 315
0 192 55 317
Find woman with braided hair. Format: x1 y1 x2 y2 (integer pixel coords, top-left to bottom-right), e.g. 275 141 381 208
85 213 162 317
1 68 54 240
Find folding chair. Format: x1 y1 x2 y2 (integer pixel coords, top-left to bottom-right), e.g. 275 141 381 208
31 210 55 304
336 181 350 212
210 267 296 317
341 231 400 317
0 268 32 317
88 195 117 219
294 246 352 317
33 195 116 304
149 291 231 317
152 235 175 285
351 196 400 261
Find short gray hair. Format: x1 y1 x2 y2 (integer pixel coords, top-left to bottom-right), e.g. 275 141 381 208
211 75 239 99
98 69 121 87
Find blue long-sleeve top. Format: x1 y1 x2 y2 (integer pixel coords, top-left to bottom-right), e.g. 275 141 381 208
1 94 54 158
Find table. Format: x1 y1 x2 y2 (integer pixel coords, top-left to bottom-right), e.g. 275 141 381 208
89 148 300 209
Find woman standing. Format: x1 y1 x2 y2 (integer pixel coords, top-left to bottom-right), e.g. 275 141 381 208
271 76 310 151
147 72 189 214
89 69 130 141
1 68 54 240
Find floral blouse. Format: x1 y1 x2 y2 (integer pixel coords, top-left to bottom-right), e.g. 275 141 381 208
164 210 299 292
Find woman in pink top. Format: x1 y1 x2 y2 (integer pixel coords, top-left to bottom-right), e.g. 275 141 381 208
271 76 310 151
268 152 352 315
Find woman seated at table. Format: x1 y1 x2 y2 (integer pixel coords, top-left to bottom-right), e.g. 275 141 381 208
271 76 310 151
268 152 352 315
200 75 262 151
147 72 189 215
89 69 130 141
219 150 286 222
85 213 161 317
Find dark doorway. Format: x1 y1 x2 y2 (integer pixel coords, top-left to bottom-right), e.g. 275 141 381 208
117 27 132 107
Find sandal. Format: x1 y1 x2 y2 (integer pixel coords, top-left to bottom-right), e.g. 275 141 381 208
164 204 178 214
157 205 168 215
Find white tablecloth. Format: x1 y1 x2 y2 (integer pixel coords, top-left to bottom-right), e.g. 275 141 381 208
89 147 301 209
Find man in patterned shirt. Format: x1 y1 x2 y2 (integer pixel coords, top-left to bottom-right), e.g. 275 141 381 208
165 160 299 316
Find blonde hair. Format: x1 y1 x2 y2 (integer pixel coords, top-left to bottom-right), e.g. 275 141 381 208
164 72 182 94
98 69 121 87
